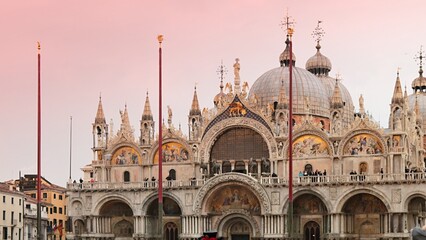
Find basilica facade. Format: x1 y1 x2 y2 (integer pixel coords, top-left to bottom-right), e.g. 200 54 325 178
66 30 426 240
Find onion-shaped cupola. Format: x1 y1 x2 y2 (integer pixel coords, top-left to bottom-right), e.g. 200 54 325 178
279 38 296 67
306 21 332 76
411 66 426 92
305 42 332 76
408 47 426 129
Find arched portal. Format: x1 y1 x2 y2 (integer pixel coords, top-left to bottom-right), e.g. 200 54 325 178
293 194 327 238
113 219 133 237
99 200 134 238
407 196 426 230
221 217 252 240
342 193 387 236
304 221 320 240
146 197 182 238
73 219 86 236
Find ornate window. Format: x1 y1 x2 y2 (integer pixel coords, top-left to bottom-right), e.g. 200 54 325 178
164 222 178 240
124 171 130 182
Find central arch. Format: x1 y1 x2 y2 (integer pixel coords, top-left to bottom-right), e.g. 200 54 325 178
221 216 252 240
99 200 134 238
216 211 260 239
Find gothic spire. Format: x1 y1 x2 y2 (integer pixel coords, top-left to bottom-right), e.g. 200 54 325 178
189 86 201 115
142 92 153 121
120 104 131 131
391 70 404 105
95 95 106 125
331 79 344 108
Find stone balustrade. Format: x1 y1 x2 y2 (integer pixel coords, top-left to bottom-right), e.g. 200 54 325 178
67 172 426 191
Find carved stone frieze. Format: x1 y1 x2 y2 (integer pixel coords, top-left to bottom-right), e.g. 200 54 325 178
392 189 401 203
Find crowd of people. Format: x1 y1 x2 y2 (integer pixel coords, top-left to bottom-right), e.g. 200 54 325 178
298 169 327 183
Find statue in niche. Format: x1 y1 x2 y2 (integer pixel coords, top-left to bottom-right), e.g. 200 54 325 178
333 141 339 154
332 112 341 134
277 142 284 156
394 117 402 130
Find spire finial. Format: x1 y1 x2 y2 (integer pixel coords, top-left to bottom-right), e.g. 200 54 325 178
335 73 341 82
280 10 296 39
415 46 424 76
312 20 325 51
157 35 163 47
397 67 401 77
216 60 228 92
37 41 41 54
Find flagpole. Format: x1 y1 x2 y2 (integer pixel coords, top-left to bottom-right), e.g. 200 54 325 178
36 42 42 240
69 116 73 181
157 34 164 240
287 28 294 239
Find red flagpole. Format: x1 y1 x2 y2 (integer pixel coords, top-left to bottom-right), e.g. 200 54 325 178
36 42 42 240
287 29 294 238
157 35 164 240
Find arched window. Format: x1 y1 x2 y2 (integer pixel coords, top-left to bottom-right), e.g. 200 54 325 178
169 169 176 180
304 164 313 174
124 171 130 182
165 222 178 240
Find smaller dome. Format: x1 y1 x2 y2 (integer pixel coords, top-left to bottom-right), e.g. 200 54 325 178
411 68 426 91
306 42 332 75
279 38 296 67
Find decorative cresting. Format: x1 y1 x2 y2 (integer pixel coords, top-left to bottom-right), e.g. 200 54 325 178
199 117 277 163
214 209 260 236
202 95 273 139
193 173 271 214
340 129 387 156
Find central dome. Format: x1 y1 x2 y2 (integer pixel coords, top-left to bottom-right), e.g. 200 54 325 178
249 66 330 118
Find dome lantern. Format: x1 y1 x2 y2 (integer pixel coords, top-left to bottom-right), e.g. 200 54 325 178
279 37 296 67
306 21 332 76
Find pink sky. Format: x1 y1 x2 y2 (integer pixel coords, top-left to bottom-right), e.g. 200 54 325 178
1 0 426 186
